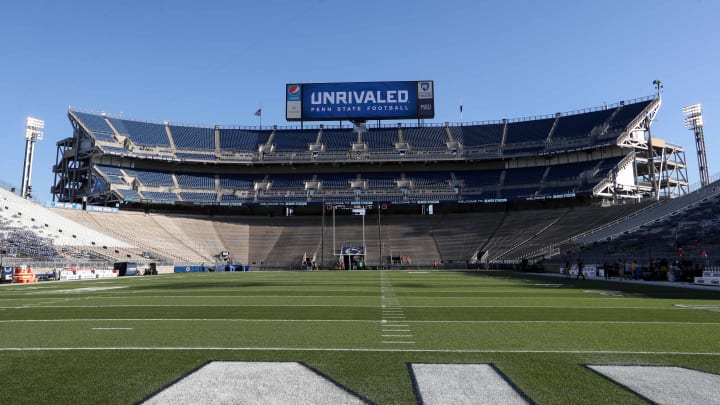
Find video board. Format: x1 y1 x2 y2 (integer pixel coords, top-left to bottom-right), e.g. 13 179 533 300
286 81 434 121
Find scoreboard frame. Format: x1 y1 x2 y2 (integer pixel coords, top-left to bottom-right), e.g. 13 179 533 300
286 80 434 122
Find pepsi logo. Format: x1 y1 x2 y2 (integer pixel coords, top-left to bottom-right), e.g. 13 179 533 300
288 85 300 95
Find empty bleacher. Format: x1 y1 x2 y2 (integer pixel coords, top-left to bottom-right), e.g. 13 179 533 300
170 125 215 150
321 129 356 151
505 117 554 144
402 126 448 150
72 111 116 141
176 173 215 190
607 99 653 132
124 168 174 187
108 118 170 147
272 129 318 152
451 123 504 146
364 128 398 150
552 109 614 140
218 129 271 152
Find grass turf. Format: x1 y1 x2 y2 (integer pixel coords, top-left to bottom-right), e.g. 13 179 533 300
1 270 720 404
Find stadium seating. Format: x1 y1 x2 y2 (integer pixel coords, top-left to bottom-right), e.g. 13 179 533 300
364 128 399 150
402 126 448 150
140 191 178 202
552 108 614 140
321 128 356 150
0 185 133 262
175 152 216 161
503 167 546 186
505 117 554 144
123 168 174 187
272 129 318 151
179 192 217 202
218 129 270 151
451 123 504 146
607 99 653 132
170 125 215 150
43 97 675 269
176 173 215 190
72 111 117 141
107 118 170 147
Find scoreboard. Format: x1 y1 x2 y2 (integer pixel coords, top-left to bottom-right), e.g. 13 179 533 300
286 81 434 122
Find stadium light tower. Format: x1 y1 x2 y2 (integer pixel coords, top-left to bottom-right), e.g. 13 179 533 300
21 117 44 199
682 104 710 187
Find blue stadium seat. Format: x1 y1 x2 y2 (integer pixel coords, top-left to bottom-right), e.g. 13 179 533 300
364 128 398 150
219 174 261 189
179 192 217 203
170 125 215 150
552 109 614 139
108 118 170 147
503 167 545 186
321 129 356 151
72 111 116 141
402 127 447 150
141 191 178 202
175 152 216 161
607 99 653 132
176 173 215 189
123 168 174 187
219 129 271 151
451 124 504 146
505 118 554 144
272 129 318 152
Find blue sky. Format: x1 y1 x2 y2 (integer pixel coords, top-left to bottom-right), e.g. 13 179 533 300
1 0 718 202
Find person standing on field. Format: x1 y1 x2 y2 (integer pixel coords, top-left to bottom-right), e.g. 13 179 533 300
576 258 585 280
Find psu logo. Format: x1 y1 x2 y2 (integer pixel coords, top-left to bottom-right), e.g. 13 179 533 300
418 81 433 99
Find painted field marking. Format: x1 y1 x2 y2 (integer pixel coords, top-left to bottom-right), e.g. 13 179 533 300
2 347 720 355
2 319 719 325
142 362 366 405
92 328 133 330
588 365 720 404
411 363 529 405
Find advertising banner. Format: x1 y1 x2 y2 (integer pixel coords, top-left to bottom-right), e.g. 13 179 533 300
286 81 434 121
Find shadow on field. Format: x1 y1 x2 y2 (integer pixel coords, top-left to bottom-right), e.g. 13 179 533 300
131 281 283 290
459 270 720 300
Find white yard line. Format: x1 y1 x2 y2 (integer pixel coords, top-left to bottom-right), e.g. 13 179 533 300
1 347 719 355
1 319 718 325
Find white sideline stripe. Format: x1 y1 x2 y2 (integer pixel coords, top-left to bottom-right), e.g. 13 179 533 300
382 330 411 332
3 304 695 310
382 341 416 344
7 304 384 308
3 347 720 355
92 327 133 330
588 365 720 404
2 319 719 325
412 364 528 405
142 362 365 405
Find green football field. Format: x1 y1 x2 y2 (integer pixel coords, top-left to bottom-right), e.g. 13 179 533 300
2 270 720 404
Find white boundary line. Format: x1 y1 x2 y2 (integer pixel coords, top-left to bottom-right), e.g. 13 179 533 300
0 304 700 310
1 347 719 355
2 319 719 325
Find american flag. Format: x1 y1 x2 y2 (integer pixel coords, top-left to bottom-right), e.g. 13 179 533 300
254 108 262 116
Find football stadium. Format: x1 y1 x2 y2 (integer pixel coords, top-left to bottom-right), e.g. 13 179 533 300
2 78 720 404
